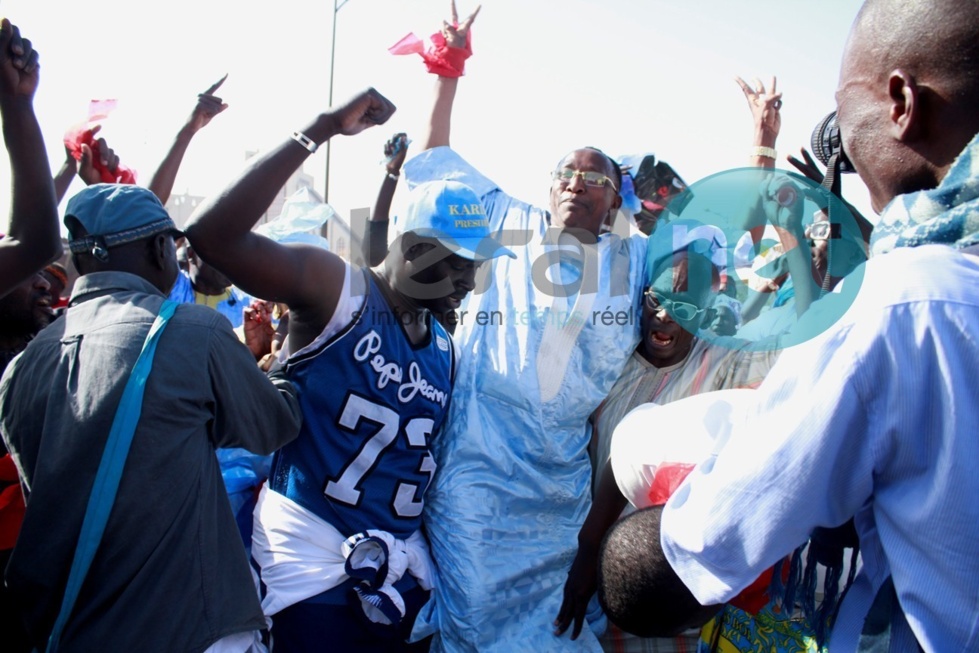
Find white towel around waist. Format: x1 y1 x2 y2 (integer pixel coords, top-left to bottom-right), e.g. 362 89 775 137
251 486 436 624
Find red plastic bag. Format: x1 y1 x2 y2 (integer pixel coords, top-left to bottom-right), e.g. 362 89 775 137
63 99 137 185
389 29 472 78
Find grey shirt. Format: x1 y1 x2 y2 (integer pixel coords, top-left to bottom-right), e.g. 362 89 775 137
0 271 301 653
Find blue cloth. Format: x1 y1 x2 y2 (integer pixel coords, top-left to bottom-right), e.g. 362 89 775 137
404 147 647 652
402 180 515 260
271 581 432 653
167 271 251 329
870 131 979 255
217 447 272 547
65 184 176 254
269 270 455 540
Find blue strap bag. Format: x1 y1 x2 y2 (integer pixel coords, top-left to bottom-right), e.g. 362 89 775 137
45 300 177 652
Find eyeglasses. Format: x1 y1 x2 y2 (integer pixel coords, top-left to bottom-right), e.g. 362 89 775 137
551 168 619 193
644 288 705 322
804 221 841 241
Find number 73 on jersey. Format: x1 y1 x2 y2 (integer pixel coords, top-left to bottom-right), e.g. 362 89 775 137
324 393 437 519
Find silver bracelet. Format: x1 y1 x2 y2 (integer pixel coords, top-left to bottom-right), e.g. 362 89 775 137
292 131 318 153
387 172 401 181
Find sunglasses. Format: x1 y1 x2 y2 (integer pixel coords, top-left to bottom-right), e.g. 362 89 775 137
805 221 841 241
551 168 619 193
644 288 705 322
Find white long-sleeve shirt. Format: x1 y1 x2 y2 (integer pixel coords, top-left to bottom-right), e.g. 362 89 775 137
661 244 979 652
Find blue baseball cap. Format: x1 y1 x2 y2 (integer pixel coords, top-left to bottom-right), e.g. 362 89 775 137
402 181 515 261
65 184 178 256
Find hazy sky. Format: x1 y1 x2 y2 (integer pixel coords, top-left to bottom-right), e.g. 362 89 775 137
0 0 870 231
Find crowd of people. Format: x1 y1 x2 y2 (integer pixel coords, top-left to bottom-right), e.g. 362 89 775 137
0 0 977 651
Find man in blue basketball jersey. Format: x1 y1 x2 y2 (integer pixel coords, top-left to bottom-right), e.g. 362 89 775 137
184 88 513 652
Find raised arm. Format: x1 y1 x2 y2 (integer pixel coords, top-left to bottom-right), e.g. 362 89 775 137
148 75 228 205
364 133 409 267
53 125 123 203
0 19 62 296
735 76 781 169
734 76 819 319
763 175 816 317
183 88 395 342
421 2 480 150
52 144 77 204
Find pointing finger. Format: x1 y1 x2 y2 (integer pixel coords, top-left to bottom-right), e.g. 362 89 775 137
202 73 228 96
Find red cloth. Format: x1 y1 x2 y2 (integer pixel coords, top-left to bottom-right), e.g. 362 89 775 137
647 460 776 616
0 454 25 551
646 462 696 506
389 29 472 78
729 566 776 614
63 126 137 184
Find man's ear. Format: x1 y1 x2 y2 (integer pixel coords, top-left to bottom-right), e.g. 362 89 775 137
151 233 170 271
887 69 921 142
608 193 623 222
403 240 436 263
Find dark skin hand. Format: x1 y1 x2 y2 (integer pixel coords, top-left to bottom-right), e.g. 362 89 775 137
243 299 275 361
0 19 38 94
786 148 824 184
148 74 229 204
735 75 781 149
366 132 410 267
52 125 121 201
191 74 229 131
787 147 872 237
442 0 481 48
422 1 481 150
555 461 627 640
384 132 409 173
79 127 119 183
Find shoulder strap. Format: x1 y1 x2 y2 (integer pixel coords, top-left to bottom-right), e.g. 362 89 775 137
46 300 178 652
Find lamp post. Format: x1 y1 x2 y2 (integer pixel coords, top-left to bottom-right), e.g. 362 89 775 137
324 0 351 206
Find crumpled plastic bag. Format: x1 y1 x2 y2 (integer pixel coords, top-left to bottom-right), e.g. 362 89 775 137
389 29 472 78
255 186 334 250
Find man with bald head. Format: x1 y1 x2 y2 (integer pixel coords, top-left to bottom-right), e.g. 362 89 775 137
398 5 646 651
599 1 979 651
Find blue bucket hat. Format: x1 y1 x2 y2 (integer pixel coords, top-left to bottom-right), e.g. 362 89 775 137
65 184 177 259
402 181 515 261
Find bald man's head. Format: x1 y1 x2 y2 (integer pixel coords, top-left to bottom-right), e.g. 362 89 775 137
851 0 979 84
836 0 979 212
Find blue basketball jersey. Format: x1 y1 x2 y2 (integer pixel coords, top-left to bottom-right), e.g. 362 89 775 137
269 270 455 539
